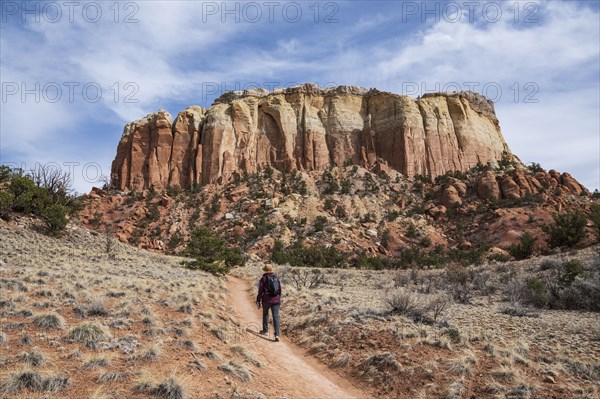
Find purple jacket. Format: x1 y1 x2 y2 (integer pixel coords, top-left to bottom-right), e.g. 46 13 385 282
256 273 281 305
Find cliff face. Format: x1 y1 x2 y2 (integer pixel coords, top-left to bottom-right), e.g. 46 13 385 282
111 84 510 191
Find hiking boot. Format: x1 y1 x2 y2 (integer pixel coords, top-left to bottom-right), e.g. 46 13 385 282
274 335 280 342
258 330 268 335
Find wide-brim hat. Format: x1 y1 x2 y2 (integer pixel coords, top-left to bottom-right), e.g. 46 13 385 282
262 264 274 272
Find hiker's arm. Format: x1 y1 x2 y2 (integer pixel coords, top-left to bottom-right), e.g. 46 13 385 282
256 277 264 303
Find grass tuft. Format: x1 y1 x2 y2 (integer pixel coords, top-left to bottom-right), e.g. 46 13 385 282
134 377 186 399
1 369 69 394
231 345 262 367
17 349 48 366
33 313 66 329
188 359 207 371
131 344 161 362
332 352 352 368
65 322 111 346
74 299 109 317
218 360 252 382
82 356 111 369
97 370 130 383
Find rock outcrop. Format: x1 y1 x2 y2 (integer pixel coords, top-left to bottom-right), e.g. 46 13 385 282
111 84 510 191
474 168 589 201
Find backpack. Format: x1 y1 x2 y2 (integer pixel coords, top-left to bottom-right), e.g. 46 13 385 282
266 275 280 296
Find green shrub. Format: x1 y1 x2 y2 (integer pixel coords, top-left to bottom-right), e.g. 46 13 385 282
313 216 327 232
361 212 376 223
322 170 339 194
381 229 391 249
559 276 600 311
0 191 14 220
271 239 289 265
183 228 244 275
354 253 385 270
0 165 12 182
558 260 583 287
488 252 511 263
324 198 336 211
335 206 347 219
386 210 401 221
590 204 600 241
41 204 68 235
340 179 351 194
245 217 275 240
525 277 547 307
543 210 587 248
527 162 545 173
508 232 535 260
271 240 345 268
9 175 40 213
168 231 184 251
0 166 76 233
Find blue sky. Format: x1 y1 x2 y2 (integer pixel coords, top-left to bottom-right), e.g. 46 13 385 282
1 0 599 193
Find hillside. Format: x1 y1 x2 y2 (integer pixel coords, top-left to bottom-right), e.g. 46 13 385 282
81 160 597 263
0 216 371 398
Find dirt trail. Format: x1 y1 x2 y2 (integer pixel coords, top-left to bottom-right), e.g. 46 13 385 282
227 276 367 399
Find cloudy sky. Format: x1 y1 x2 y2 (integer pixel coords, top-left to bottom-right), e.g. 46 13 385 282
1 0 598 193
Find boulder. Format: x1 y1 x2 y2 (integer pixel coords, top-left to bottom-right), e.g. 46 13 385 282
500 177 521 199
560 172 583 195
441 185 462 207
366 229 378 238
477 171 500 200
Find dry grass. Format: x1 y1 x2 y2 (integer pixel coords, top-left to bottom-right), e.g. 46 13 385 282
358 352 401 383
445 379 466 399
81 356 111 369
17 349 48 367
33 312 66 329
74 298 109 317
218 360 252 382
188 359 207 371
97 370 130 383
65 322 111 346
1 369 69 394
233 250 600 398
332 352 352 368
2 211 598 399
231 345 262 367
131 343 161 362
134 376 186 399
0 219 230 398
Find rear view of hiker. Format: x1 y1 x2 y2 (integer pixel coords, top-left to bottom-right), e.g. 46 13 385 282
256 264 281 342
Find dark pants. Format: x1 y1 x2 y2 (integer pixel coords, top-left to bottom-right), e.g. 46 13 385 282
262 302 280 337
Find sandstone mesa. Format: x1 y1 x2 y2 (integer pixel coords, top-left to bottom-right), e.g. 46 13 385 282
111 84 511 191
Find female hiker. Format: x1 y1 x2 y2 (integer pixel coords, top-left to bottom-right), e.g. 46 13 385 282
256 264 281 342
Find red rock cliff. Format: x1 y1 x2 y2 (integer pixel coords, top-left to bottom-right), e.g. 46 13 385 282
111 84 510 191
